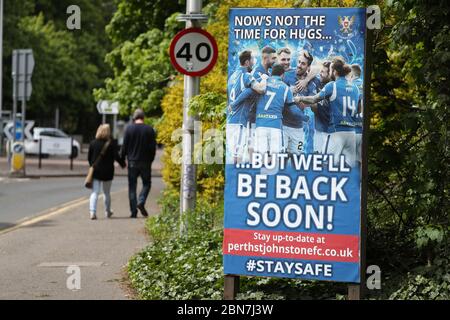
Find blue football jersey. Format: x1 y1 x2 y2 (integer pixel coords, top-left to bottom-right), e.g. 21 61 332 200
282 68 297 86
282 73 317 129
255 76 293 129
318 77 360 132
251 62 270 81
310 75 322 91
248 62 271 124
352 77 363 93
315 76 332 133
315 99 332 133
227 67 256 125
303 107 315 154
302 76 322 154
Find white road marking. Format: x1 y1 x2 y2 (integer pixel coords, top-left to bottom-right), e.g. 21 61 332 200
0 188 126 236
38 262 104 267
0 177 31 183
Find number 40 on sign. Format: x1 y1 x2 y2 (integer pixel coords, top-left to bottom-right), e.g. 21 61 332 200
170 28 218 77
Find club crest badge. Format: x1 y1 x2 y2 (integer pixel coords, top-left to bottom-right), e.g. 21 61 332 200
338 16 355 33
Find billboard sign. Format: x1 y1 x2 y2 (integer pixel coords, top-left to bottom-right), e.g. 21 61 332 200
223 8 367 283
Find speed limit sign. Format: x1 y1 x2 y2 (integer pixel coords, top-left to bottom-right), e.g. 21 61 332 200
170 28 218 77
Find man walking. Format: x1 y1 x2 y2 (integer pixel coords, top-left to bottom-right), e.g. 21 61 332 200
121 109 157 218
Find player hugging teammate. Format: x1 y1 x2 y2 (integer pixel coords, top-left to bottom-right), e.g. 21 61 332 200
226 46 363 168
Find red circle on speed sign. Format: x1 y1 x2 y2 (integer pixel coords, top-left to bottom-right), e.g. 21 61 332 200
170 28 218 77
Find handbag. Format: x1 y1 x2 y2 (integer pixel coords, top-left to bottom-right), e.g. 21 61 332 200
84 139 111 189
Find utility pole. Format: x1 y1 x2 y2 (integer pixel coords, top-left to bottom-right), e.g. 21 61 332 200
171 1 216 235
179 0 203 234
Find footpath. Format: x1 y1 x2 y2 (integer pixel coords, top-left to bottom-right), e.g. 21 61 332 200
0 147 163 178
0 151 164 300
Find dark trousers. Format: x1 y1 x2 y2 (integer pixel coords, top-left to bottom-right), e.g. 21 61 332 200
127 161 151 216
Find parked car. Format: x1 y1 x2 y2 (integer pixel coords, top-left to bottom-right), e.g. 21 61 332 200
24 127 81 158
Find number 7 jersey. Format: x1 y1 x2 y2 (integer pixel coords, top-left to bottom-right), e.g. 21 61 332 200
255 76 294 129
318 76 360 132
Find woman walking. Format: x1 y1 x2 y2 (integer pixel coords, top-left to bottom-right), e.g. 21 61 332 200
88 124 126 220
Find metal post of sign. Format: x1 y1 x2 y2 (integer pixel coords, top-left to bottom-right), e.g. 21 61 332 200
113 114 117 139
348 13 373 301
224 275 240 300
55 107 59 129
179 0 203 235
38 138 42 169
22 53 27 144
21 53 28 175
10 51 19 176
11 52 17 150
70 137 73 171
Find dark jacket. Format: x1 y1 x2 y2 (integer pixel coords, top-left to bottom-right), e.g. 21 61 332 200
88 139 125 181
120 123 156 163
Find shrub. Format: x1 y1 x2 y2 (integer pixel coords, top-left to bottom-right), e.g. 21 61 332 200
129 196 224 300
128 228 224 300
389 255 450 300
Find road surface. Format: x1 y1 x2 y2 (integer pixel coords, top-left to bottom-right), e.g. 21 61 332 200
0 177 129 230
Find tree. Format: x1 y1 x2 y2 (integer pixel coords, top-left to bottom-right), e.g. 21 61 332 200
94 0 187 118
2 0 116 140
94 13 183 118
364 0 449 265
105 0 185 46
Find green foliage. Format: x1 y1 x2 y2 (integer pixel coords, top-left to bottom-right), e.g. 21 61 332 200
366 0 449 272
146 190 224 243
390 274 448 300
361 0 450 300
189 92 226 127
105 0 185 45
145 191 180 243
415 225 447 250
16 14 98 133
95 10 184 117
190 92 227 197
128 228 224 300
129 194 225 300
389 254 450 300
